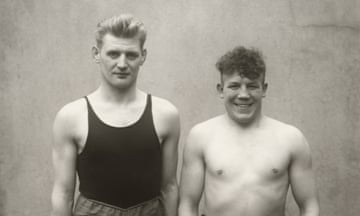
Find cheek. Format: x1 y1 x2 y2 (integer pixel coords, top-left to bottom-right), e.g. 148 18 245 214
224 94 237 103
222 94 234 101
222 88 237 96
250 92 264 100
131 60 143 68
101 59 115 67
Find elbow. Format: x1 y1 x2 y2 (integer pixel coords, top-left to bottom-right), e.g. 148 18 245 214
161 179 179 193
51 185 75 215
178 198 198 216
52 184 74 201
299 199 320 216
51 190 74 207
161 178 179 196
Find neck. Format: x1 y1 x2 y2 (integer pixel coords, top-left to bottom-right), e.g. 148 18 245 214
97 82 139 104
226 112 265 131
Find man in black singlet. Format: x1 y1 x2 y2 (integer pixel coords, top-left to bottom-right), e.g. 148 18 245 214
51 14 180 216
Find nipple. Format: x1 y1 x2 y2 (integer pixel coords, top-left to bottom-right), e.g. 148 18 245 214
216 170 224 175
272 168 279 174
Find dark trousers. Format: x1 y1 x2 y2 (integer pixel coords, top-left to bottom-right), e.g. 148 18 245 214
73 194 165 216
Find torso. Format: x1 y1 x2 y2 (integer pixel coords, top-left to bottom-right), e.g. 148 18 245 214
65 90 172 208
70 91 168 154
199 115 296 216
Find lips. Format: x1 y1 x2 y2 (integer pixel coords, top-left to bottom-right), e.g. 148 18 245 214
113 72 130 77
234 103 253 107
233 103 254 112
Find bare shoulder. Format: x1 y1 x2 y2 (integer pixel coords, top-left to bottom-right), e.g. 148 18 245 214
190 115 223 135
53 98 87 140
54 98 86 124
151 96 180 142
151 96 180 124
151 96 179 117
265 117 310 155
264 117 302 137
186 115 223 151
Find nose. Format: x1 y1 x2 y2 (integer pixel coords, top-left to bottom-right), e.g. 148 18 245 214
117 54 128 70
237 86 250 99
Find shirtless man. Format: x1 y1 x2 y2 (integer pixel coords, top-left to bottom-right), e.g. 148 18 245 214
179 46 319 216
51 14 180 216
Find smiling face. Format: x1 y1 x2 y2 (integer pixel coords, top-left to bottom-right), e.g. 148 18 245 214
92 33 146 90
217 72 268 125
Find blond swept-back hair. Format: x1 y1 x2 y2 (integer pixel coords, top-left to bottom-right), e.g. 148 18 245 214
95 14 147 49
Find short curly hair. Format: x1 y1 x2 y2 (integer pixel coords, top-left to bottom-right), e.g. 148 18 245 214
216 46 266 81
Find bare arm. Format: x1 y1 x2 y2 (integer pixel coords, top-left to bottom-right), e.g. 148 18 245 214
289 130 319 216
155 100 181 216
51 107 79 216
179 127 206 216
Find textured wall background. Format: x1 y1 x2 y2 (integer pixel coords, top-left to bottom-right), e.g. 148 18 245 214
0 0 359 215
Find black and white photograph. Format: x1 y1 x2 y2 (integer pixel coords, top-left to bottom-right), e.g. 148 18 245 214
0 1 359 216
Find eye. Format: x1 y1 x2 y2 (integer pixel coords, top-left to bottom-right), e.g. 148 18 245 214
126 52 140 60
227 85 239 90
247 84 259 90
107 51 119 58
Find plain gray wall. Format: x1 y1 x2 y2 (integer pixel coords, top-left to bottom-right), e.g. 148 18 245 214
1 0 359 215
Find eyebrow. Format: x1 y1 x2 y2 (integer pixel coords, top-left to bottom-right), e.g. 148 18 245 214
226 82 240 86
106 50 140 55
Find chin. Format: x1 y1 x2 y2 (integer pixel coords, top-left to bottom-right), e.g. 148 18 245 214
230 113 255 125
112 80 134 88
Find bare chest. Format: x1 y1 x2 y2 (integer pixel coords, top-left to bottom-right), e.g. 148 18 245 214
204 135 291 182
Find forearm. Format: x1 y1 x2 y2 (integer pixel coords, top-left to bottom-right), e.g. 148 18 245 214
51 188 74 216
178 200 198 216
300 208 319 216
161 182 179 216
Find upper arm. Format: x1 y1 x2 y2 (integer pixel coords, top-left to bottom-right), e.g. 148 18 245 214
289 129 319 215
162 107 180 189
52 106 79 198
179 126 206 210
152 98 181 189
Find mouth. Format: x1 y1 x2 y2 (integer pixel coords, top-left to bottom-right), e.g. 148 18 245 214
113 72 130 77
233 103 253 109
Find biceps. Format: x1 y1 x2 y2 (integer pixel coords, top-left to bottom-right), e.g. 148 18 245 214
52 139 77 192
180 154 205 203
289 157 317 206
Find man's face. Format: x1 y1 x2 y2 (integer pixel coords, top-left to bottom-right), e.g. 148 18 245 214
217 72 267 125
93 34 146 90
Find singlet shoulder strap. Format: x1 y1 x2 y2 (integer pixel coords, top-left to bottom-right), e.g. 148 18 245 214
145 94 151 111
84 96 90 105
84 96 92 111
139 94 155 124
83 96 96 118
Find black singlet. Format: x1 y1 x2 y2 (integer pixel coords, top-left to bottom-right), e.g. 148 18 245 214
77 94 162 208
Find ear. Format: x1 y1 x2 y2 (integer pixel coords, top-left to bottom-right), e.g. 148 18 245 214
92 46 100 63
262 82 268 97
140 49 147 65
216 83 224 99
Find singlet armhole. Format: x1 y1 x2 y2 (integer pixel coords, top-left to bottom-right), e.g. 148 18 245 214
148 96 163 148
78 96 90 156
